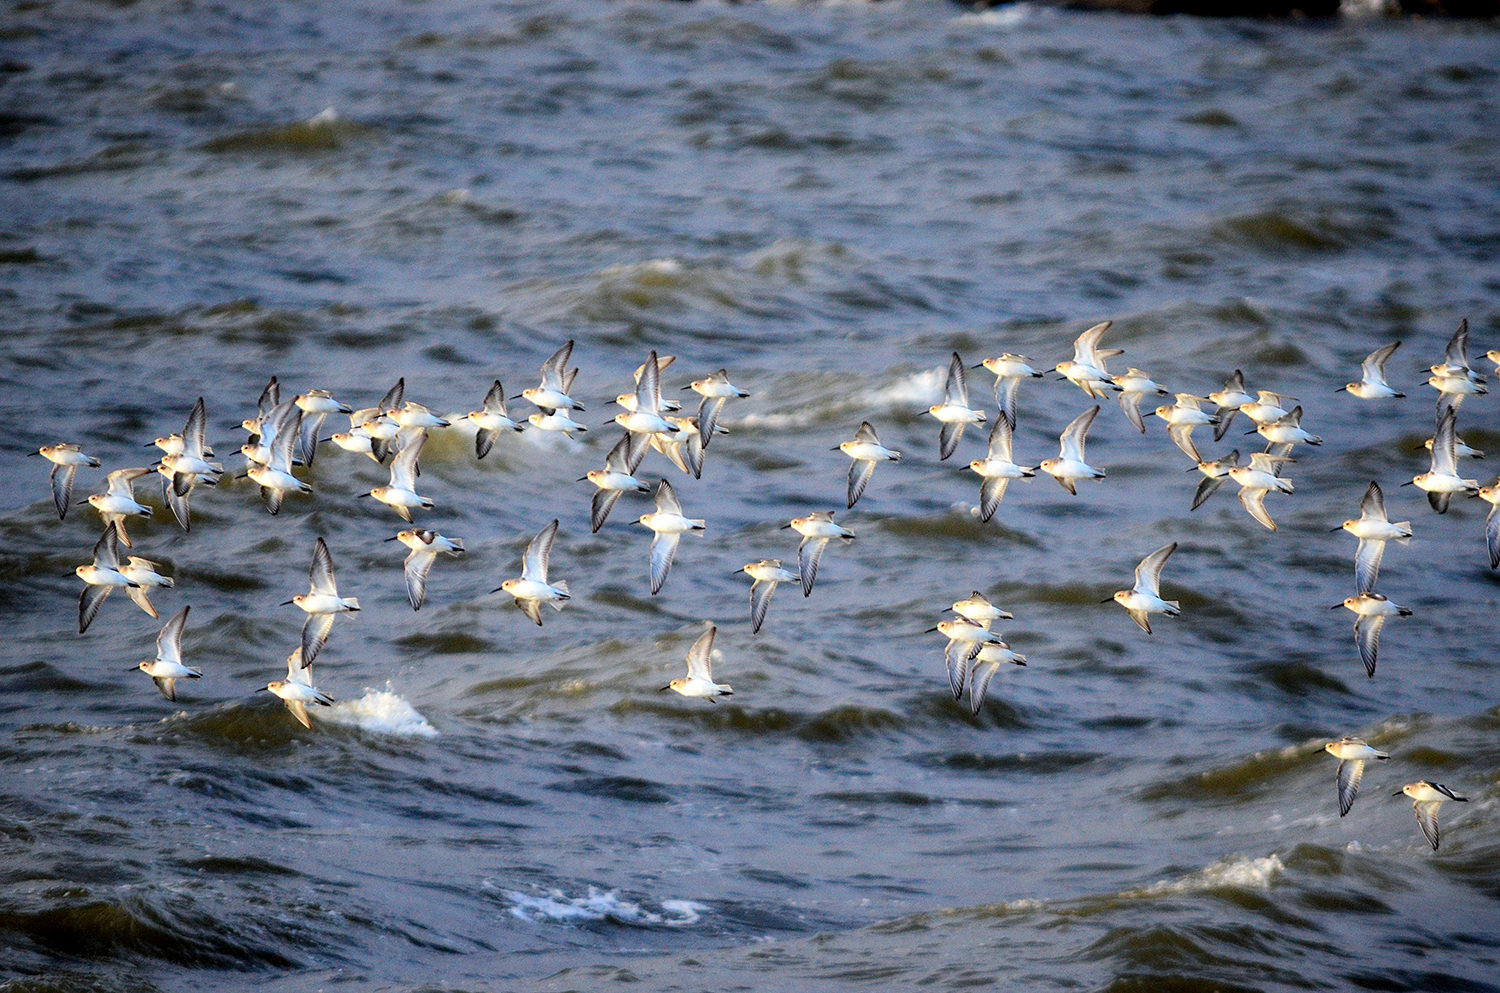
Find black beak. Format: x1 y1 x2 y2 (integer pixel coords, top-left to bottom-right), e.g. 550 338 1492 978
489 586 505 594
1335 386 1347 392
1399 480 1414 487
355 492 371 498
1391 790 1405 796
1099 598 1115 604
1328 526 1344 532
255 687 271 693
923 626 940 633
658 684 672 692
1328 603 1345 610
383 535 399 541
576 476 590 482
280 599 296 606
124 665 140 671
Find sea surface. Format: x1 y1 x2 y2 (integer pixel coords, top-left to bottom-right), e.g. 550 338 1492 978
2 1 1499 990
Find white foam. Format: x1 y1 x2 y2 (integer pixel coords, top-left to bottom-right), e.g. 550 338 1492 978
501 885 708 926
323 686 438 738
1132 854 1283 897
734 366 947 433
952 4 1033 27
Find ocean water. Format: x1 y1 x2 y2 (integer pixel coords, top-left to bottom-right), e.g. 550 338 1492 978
2 1 1499 990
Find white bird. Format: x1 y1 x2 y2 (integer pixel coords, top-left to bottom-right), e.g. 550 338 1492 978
1255 405 1321 448
1208 370 1255 441
32 443 100 520
157 397 223 530
1055 320 1122 398
1480 478 1500 570
786 511 854 597
1339 341 1404 399
76 527 140 633
1334 593 1411 678
496 519 570 625
1039 405 1105 495
661 623 733 701
245 400 309 515
839 421 901 508
521 339 584 413
391 400 451 430
528 408 589 438
466 380 525 458
1424 433 1483 460
947 591 1012 628
1394 780 1468 851
119 556 173 619
1335 481 1411 595
132 605 200 701
1430 318 1482 384
968 419 1034 522
614 350 679 439
390 529 464 611
86 467 154 548
1229 451 1294 531
1111 542 1180 634
741 559 797 634
967 640 1027 715
1113 368 1168 433
1154 394 1219 462
584 433 652 532
293 389 353 466
636 481 704 595
263 648 333 730
1324 737 1389 817
977 353 1043 430
366 428 432 522
284 538 359 666
240 375 282 453
686 369 748 443
1412 407 1479 513
1188 449 1239 511
1239 390 1297 426
930 618 1003 699
926 351 986 460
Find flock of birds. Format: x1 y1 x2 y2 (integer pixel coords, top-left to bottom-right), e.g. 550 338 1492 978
34 320 1491 851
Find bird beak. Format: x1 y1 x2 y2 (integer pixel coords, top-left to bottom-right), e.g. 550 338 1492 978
1335 386 1347 392
1328 526 1344 532
355 492 371 498
254 687 271 693
1328 603 1345 609
124 665 140 672
1391 790 1405 796
26 451 40 457
658 685 672 692
1184 465 1200 472
488 586 505 595
923 626 940 633
279 599 296 606
576 476 590 482
142 443 158 449
1099 598 1115 604
1399 480 1414 487
382 535 399 541
779 523 792 529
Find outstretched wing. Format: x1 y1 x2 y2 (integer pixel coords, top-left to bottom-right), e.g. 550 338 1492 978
1336 758 1364 817
847 458 876 509
1353 614 1383 678
404 549 437 611
649 531 680 596
685 625 716 681
1134 543 1177 598
524 519 559 584
749 579 777 634
797 536 829 598
300 613 336 668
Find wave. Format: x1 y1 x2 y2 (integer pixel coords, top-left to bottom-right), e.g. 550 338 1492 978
495 884 708 928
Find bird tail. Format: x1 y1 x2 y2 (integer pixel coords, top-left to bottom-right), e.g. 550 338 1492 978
1166 600 1181 615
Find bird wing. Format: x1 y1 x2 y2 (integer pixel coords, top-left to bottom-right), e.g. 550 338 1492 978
1359 480 1387 522
163 474 191 531
284 698 312 729
1354 538 1385 596
987 418 1014 463
483 379 506 413
943 352 970 407
697 395 727 444
475 427 498 460
309 538 338 596
685 625 716 681
603 432 635 474
300 612 336 667
388 428 426 490
1072 320 1112 367
1414 800 1442 851
126 585 160 619
978 476 1010 522
945 639 970 700
1364 341 1400 380
1167 423 1202 462
635 349 664 414
379 377 405 413
855 421 880 446
623 430 650 475
1238 487 1277 531
94 526 123 571
157 606 189 665
298 410 327 468
1443 318 1470 371
51 463 76 520
1059 405 1100 462
516 596 544 626
649 531 680 596
265 401 303 473
1128 609 1152 635
524 519 559 584
1487 503 1500 570
797 535 829 597
749 579 776 634
1134 542 1176 598
1118 391 1146 433
847 457 876 509
654 478 683 516
257 376 281 418
404 548 437 610
79 584 113 634
591 489 622 534
1353 614 1383 678
182 396 209 460
1212 406 1237 442
1431 408 1459 476
1191 475 1225 511
938 420 964 461
996 375 1021 432
1336 758 1364 817
540 339 573 391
